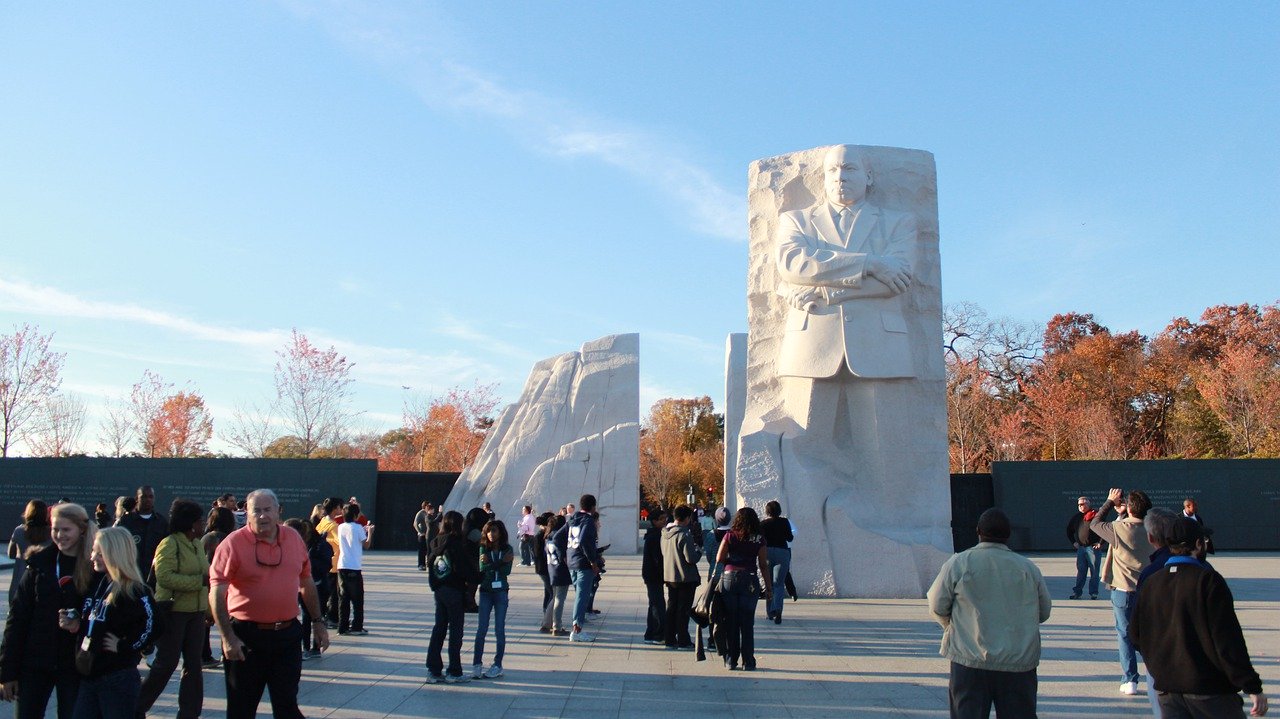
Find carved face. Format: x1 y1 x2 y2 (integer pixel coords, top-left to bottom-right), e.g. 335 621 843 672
823 145 869 207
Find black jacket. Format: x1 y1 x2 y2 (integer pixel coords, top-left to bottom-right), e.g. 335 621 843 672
117 512 169 573
427 534 479 592
75 576 157 679
1066 512 1102 547
641 524 664 585
1130 559 1262 696
533 528 549 577
0 545 84 681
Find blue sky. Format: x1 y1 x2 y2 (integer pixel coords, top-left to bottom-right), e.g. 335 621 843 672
2 3 1277 454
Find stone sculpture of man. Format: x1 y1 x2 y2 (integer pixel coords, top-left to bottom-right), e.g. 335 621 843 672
773 144 923 529
776 143 916 382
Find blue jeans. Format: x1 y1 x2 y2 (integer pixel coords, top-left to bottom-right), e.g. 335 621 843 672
426 586 466 677
71 668 139 719
473 590 508 667
569 568 595 629
766 547 791 618
1110 589 1140 684
1073 546 1101 596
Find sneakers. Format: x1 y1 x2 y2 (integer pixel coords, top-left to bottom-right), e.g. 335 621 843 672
425 673 445 684
444 673 470 684
1090 594 1098 600
568 628 595 643
349 629 369 636
202 658 222 669
471 664 484 679
303 648 323 661
1068 593 1082 600
643 638 664 645
1120 681 1140 695
539 626 552 634
482 664 504 679
552 628 570 636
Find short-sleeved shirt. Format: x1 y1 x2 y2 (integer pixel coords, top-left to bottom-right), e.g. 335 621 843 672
723 532 764 572
336 523 367 571
210 525 311 623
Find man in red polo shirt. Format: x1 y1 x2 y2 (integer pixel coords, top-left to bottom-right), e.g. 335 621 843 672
210 489 329 719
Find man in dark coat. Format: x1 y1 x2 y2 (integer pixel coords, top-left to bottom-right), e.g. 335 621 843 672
641 509 668 644
117 485 169 575
1131 518 1267 718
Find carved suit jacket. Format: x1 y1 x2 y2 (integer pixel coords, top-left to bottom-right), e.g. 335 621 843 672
774 200 916 379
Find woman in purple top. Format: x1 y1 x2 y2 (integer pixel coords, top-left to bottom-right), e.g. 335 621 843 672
713 508 772 671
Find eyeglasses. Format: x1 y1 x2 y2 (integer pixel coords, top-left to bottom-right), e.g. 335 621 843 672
255 542 282 567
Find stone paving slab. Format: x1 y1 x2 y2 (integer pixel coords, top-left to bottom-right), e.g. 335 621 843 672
5 551 1276 718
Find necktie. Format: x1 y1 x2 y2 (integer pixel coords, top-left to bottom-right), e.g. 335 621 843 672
838 208 854 238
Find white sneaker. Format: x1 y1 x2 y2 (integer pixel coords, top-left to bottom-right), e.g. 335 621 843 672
444 673 470 684
471 664 484 679
483 664 504 679
1120 681 1140 695
569 629 595 643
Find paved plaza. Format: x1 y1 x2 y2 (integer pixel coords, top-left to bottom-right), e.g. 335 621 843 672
4 551 1276 718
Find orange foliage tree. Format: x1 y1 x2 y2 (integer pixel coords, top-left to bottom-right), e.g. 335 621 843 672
639 396 723 508
148 391 214 458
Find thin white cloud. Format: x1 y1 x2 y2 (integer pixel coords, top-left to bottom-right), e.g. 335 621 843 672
0 276 286 350
0 276 498 392
281 3 744 241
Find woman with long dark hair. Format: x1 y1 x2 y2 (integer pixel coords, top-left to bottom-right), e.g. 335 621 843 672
714 507 772 671
136 499 209 719
543 515 571 636
198 506 236 667
0 502 95 719
8 500 51 605
472 520 513 679
425 511 478 683
65 526 156 719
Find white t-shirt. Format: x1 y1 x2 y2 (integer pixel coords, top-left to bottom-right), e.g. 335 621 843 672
337 522 367 571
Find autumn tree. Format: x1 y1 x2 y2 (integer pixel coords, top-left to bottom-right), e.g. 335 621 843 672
128 370 172 457
274 330 356 457
0 324 66 457
404 382 500 471
1196 344 1280 455
30 393 87 457
147 391 214 458
639 397 723 508
946 357 998 472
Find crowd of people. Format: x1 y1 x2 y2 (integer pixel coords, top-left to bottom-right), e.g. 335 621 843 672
0 485 1267 719
0 487 379 719
928 491 1266 718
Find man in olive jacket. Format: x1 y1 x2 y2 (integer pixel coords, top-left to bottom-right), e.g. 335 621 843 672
928 508 1051 719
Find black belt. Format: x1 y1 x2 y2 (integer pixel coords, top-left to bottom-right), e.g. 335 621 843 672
233 619 298 631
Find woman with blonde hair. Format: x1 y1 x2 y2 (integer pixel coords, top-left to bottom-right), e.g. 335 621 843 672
0 502 96 719
64 526 156 719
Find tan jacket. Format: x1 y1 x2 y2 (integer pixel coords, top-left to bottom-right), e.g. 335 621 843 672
927 542 1051 673
1091 510 1152 592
